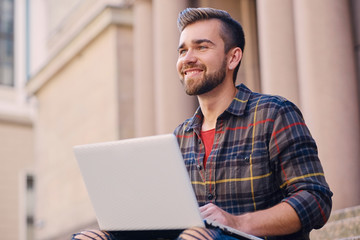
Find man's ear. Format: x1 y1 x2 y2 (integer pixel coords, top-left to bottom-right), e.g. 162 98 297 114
228 47 242 70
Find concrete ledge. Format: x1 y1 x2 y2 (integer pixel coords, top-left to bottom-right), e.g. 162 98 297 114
311 205 360 240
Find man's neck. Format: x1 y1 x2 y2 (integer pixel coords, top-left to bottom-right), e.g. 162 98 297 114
198 80 237 131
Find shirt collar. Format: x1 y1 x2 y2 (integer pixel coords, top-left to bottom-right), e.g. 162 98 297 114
226 83 252 116
185 84 252 132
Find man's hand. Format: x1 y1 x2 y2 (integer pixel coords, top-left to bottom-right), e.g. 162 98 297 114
200 203 239 229
199 202 302 237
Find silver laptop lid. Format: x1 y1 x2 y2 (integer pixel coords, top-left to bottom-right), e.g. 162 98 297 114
74 134 205 231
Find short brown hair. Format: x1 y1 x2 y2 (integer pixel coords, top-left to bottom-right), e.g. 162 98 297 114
177 8 245 83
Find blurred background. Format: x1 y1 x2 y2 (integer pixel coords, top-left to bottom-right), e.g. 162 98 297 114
0 0 359 239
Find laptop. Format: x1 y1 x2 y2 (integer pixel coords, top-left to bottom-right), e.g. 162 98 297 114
74 134 262 240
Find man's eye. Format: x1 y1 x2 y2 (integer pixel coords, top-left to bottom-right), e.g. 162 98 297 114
179 49 187 55
199 46 207 50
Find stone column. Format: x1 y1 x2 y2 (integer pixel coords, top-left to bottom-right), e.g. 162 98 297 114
134 0 155 137
153 0 196 134
294 0 360 209
256 0 300 106
350 0 360 109
237 0 261 93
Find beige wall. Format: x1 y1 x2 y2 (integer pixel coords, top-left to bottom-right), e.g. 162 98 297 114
0 120 34 240
32 23 133 239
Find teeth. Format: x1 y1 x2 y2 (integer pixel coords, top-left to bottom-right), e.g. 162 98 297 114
185 70 201 75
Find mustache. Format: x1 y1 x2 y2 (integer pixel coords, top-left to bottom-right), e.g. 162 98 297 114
181 63 206 73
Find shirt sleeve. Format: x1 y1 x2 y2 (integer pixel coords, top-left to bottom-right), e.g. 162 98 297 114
269 100 333 232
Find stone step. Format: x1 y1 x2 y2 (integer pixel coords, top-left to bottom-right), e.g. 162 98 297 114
310 205 360 240
338 236 360 240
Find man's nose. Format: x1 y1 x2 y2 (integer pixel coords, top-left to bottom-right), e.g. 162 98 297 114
182 49 197 64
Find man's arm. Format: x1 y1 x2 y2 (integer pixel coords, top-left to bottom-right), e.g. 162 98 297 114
200 202 301 237
268 100 332 232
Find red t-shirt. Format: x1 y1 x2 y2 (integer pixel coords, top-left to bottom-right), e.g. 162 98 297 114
200 128 215 169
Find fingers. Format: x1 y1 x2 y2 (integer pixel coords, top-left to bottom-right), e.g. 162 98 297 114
199 203 219 219
199 203 234 226
199 203 215 212
199 203 214 215
72 230 112 240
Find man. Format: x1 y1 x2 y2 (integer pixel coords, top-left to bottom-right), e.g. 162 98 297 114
174 7 332 240
72 7 332 240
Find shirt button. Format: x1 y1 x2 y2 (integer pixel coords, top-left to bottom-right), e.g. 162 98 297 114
207 193 214 200
197 165 202 170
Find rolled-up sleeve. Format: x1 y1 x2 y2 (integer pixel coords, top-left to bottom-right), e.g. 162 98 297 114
269 100 333 232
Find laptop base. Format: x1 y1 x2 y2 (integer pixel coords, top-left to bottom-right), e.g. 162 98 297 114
109 228 257 240
108 229 184 240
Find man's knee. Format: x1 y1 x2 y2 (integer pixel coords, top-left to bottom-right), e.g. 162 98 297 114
177 227 217 240
71 230 113 240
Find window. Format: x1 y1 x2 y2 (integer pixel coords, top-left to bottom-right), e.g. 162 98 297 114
0 0 14 86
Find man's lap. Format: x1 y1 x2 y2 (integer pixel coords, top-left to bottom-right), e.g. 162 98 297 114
72 228 242 240
176 227 243 240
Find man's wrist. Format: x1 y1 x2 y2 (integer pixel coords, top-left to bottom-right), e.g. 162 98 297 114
234 212 254 234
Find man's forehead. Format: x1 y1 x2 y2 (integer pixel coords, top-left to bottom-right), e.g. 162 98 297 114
179 19 222 45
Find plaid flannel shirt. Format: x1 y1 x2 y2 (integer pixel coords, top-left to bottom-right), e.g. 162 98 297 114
174 84 332 240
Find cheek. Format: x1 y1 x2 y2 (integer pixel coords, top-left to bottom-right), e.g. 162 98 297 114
176 59 182 74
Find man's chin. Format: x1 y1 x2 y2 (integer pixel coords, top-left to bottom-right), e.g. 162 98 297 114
183 85 196 96
185 90 197 96
184 86 214 96
180 79 198 95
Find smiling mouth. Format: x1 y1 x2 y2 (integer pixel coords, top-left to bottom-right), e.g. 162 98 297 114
185 69 203 75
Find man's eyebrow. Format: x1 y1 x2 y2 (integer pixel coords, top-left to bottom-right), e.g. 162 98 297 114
178 39 215 51
193 39 215 45
178 43 185 51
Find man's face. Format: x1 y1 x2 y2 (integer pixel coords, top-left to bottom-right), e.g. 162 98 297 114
177 19 228 96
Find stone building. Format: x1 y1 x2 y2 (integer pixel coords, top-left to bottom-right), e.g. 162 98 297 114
0 0 359 239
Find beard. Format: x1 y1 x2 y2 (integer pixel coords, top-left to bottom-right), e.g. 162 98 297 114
180 58 227 96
